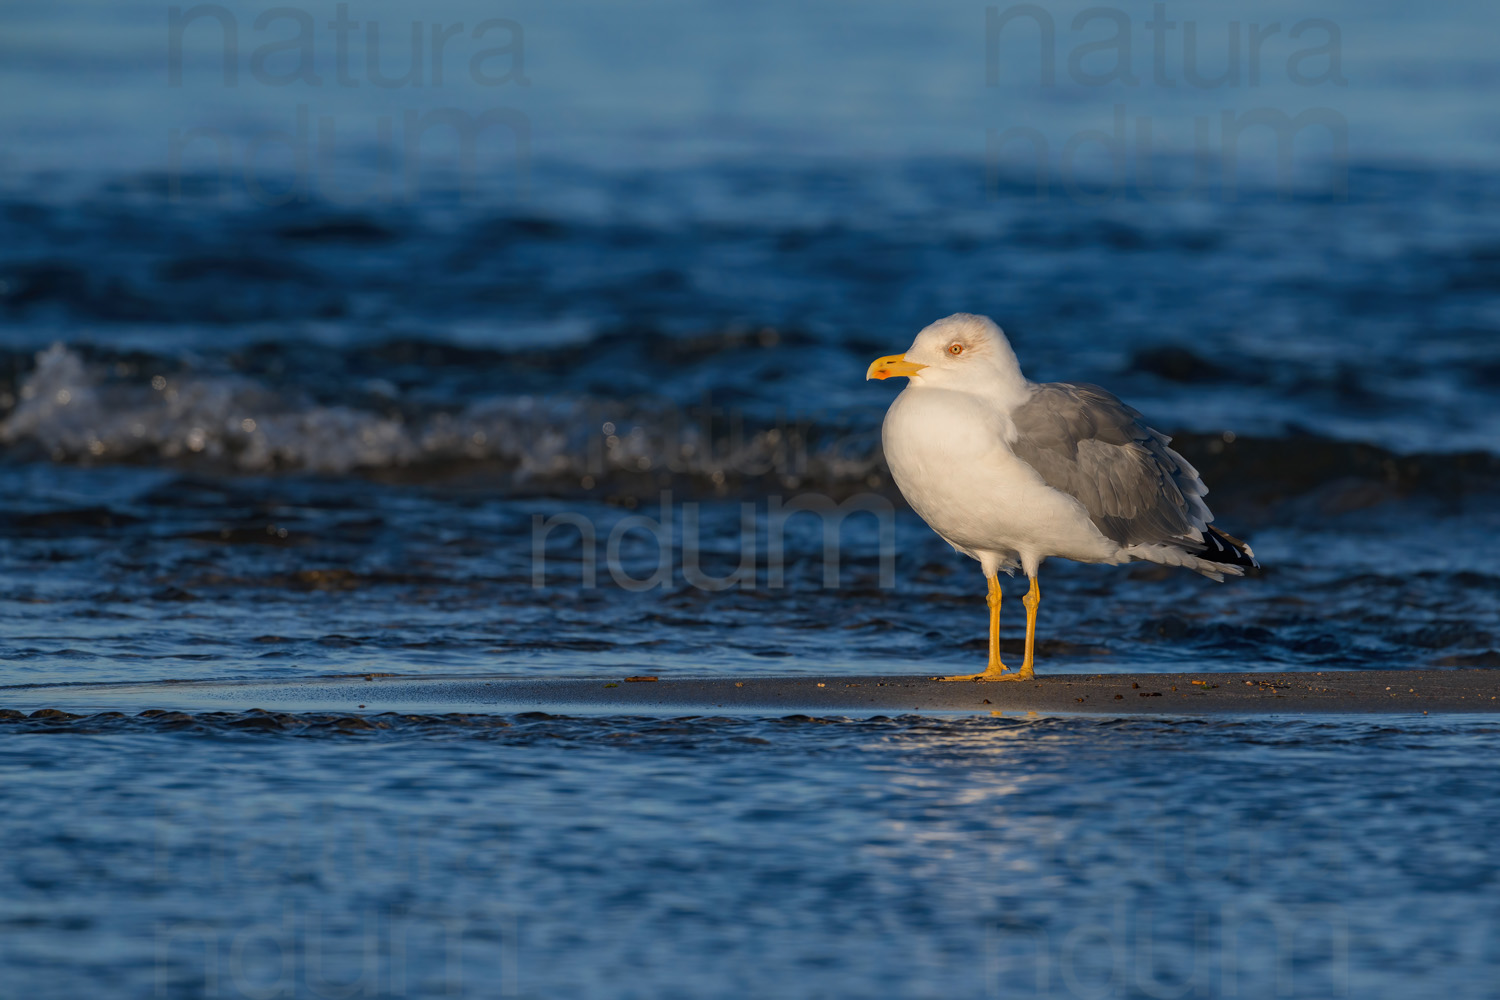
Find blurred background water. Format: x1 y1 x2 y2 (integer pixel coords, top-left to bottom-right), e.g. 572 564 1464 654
2 1 1499 996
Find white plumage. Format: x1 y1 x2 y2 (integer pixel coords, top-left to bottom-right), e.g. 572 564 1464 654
867 314 1256 681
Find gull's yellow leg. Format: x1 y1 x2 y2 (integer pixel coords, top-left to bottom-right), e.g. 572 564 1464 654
1014 575 1040 681
937 576 1013 681
986 575 1003 670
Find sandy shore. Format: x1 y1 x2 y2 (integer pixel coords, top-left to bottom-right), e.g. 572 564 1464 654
4 670 1499 716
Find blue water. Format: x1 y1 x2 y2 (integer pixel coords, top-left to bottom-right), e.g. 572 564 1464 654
5 711 1500 998
3 0 1500 996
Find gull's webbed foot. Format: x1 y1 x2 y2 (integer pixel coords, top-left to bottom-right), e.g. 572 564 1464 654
935 664 1035 683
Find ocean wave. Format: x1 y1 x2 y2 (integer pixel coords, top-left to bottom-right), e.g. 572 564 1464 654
3 344 1498 508
0 344 884 489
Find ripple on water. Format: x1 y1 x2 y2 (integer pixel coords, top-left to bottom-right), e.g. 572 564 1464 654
2 711 1498 998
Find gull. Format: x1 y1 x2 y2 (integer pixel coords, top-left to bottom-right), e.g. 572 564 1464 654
866 314 1257 682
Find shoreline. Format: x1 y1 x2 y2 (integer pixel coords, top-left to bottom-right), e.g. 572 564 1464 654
3 669 1499 717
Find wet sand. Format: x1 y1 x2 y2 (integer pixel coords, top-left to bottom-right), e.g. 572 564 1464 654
5 670 1499 717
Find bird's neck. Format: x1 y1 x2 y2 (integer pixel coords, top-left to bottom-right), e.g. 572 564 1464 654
961 364 1031 408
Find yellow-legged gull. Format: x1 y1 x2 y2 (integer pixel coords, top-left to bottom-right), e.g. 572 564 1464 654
867 314 1257 682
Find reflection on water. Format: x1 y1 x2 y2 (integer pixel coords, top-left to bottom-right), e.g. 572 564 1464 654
3 712 1498 998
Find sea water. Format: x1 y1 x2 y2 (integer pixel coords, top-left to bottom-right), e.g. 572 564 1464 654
3 0 1499 995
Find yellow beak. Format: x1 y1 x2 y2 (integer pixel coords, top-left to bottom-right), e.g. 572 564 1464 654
866 353 927 381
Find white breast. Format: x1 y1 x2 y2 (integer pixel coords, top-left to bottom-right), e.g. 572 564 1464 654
882 385 1117 568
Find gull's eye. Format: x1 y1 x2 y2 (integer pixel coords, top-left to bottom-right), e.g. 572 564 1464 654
948 343 964 356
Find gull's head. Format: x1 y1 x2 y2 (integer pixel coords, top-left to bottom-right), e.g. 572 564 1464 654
865 313 1024 390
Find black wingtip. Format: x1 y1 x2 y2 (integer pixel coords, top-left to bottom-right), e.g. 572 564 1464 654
1200 526 1260 570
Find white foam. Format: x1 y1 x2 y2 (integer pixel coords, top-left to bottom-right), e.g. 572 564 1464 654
0 345 884 487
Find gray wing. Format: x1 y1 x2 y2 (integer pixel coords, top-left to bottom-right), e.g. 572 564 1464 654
1009 382 1212 548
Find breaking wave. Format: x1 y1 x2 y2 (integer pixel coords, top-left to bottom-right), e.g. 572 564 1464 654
2 343 1496 506
0 344 884 490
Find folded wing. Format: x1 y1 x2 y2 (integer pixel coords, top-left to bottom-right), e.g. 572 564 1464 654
1009 382 1213 549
